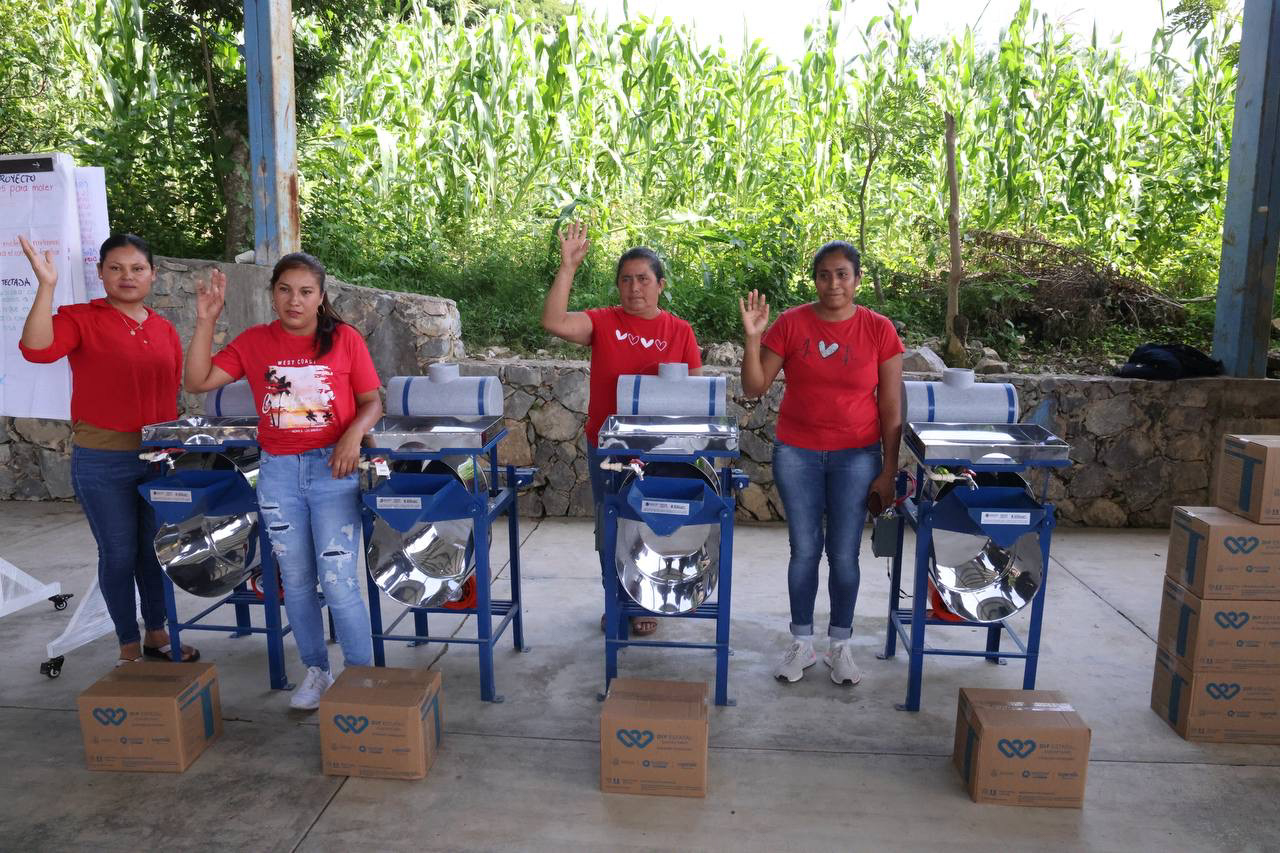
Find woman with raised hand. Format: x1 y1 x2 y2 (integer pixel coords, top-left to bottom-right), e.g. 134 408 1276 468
184 252 381 711
541 221 703 637
18 233 198 666
740 241 903 686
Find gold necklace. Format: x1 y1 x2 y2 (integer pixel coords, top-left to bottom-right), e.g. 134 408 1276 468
115 309 148 343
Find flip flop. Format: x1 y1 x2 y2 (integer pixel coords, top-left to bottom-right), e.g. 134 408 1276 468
600 613 659 636
115 656 142 668
143 643 200 663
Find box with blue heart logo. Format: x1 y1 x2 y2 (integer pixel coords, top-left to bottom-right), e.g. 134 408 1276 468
1157 576 1280 673
600 678 708 798
1216 435 1280 524
76 662 221 772
318 666 442 779
1167 506 1280 600
953 687 1090 808
1151 647 1280 743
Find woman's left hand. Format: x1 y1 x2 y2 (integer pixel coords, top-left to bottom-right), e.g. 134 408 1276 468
330 433 363 479
867 471 896 515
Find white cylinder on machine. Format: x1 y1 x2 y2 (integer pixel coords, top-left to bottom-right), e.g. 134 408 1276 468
204 379 256 417
387 363 503 417
614 362 726 417
903 368 1017 423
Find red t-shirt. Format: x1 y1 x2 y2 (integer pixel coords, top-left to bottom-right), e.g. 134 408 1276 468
18 299 182 432
584 306 702 445
211 321 380 455
762 303 904 451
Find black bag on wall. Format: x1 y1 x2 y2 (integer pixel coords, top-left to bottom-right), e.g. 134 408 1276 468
1115 343 1224 380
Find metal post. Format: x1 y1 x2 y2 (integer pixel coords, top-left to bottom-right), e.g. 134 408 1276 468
506 465 527 651
1213 0 1280 376
243 0 300 264
899 506 932 712
1023 521 1054 690
232 581 252 638
602 503 621 697
260 532 290 689
714 506 734 707
473 500 498 702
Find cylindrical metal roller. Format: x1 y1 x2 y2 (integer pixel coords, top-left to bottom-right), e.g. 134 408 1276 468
386 363 503 417
904 368 1017 424
615 362 726 418
205 380 256 417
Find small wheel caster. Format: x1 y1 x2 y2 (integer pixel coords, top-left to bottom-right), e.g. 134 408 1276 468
49 594 73 611
41 656 65 678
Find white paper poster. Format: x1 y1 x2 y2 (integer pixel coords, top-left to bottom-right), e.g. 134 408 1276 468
0 152 90 420
75 166 110 301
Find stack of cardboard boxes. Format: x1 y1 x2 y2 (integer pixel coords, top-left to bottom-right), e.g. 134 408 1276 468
1151 435 1280 744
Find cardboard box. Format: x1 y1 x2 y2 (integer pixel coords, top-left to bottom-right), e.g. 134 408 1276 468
1151 647 1280 744
952 687 1090 808
77 662 221 772
319 666 442 780
600 678 708 798
1167 506 1280 599
1156 576 1280 673
1217 435 1280 524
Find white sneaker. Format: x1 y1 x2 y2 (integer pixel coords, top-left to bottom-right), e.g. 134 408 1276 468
825 641 862 686
774 639 817 683
290 666 334 710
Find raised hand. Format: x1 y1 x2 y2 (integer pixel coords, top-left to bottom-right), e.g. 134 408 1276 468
558 220 590 271
739 289 770 337
17 235 57 290
196 267 226 322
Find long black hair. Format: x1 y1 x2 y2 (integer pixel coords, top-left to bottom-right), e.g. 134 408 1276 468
99 234 154 268
811 240 861 279
269 252 344 358
615 247 665 283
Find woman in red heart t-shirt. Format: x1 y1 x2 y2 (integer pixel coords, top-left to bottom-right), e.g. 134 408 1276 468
540 221 703 637
740 241 904 688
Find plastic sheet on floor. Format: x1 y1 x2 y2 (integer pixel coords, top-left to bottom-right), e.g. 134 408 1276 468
47 576 135 659
0 557 61 619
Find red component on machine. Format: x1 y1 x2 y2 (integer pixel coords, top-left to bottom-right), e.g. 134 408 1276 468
443 576 477 610
927 579 965 623
250 573 284 601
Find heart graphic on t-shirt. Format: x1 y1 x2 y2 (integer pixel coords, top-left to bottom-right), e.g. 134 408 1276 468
639 337 654 349
655 340 668 352
818 340 839 358
627 333 640 345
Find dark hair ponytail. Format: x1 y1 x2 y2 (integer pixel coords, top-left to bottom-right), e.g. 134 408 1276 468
269 251 345 358
99 233 154 268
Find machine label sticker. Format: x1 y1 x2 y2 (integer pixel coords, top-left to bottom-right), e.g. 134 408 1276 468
616 728 654 748
334 714 370 734
641 499 690 516
92 707 128 726
150 489 192 503
996 738 1037 758
981 511 1031 525
1205 683 1241 700
376 496 422 510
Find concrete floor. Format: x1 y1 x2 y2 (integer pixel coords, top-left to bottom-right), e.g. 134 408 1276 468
1 500 1278 852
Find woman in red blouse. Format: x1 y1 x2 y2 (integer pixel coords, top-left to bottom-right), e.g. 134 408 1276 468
740 241 903 687
18 233 198 666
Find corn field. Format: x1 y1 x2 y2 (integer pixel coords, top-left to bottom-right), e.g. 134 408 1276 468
22 0 1243 350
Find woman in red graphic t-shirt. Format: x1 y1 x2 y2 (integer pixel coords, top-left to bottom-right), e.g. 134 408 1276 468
540 221 703 636
740 241 903 688
184 253 382 712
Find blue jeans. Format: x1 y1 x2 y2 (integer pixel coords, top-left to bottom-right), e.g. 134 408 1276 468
772 440 882 640
257 448 372 670
70 446 168 646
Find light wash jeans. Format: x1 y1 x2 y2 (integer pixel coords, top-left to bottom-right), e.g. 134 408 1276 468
772 440 882 640
70 445 168 645
257 448 372 670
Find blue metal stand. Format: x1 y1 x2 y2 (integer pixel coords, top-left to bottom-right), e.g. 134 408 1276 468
361 434 533 702
598 450 746 707
877 462 1062 712
139 440 296 690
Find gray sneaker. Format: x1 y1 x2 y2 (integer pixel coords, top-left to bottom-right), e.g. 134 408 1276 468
824 641 862 685
775 639 817 683
289 665 334 710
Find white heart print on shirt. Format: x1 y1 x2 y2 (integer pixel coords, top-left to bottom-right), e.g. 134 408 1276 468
818 340 839 358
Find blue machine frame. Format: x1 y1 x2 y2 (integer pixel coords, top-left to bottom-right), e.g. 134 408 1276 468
360 430 533 702
138 435 299 690
597 445 748 707
878 455 1069 712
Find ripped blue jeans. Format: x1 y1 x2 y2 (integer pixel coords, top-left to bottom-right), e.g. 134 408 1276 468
258 448 372 670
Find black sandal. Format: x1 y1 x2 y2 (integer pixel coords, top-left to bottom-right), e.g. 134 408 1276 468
143 643 200 663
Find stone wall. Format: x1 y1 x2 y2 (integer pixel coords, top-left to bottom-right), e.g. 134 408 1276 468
459 358 1280 528
1 256 462 500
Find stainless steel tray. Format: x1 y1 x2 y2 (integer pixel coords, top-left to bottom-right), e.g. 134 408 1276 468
141 416 259 446
905 422 1069 466
366 415 504 452
598 415 739 455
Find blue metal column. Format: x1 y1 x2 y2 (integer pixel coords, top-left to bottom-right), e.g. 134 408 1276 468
243 0 300 264
1213 0 1280 376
